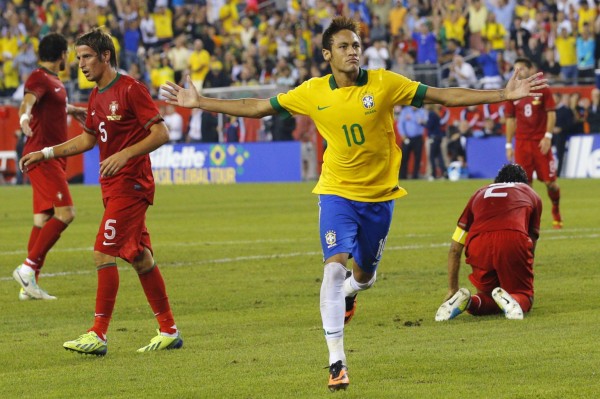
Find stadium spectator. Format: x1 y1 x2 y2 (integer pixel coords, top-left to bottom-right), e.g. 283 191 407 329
163 104 185 143
294 114 319 181
587 88 600 134
201 111 220 142
475 40 504 89
484 0 516 32
189 38 211 90
139 9 159 49
510 16 532 56
12 33 86 301
553 92 575 176
505 57 563 228
425 104 447 180
467 0 488 52
554 27 578 85
20 28 182 355
162 16 548 391
539 47 562 84
449 55 477 88
368 15 388 44
576 23 596 83
388 0 408 38
435 163 542 321
398 105 428 179
363 39 389 70
482 12 508 52
168 34 192 85
186 108 203 143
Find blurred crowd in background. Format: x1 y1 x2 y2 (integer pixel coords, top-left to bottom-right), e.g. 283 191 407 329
1 0 600 180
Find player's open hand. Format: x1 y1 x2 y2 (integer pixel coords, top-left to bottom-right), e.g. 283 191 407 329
20 117 33 137
99 151 129 178
71 106 88 126
19 151 44 172
161 76 201 109
504 67 548 101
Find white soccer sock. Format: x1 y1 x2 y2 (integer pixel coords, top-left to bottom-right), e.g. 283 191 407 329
320 262 347 364
19 264 36 275
343 271 377 297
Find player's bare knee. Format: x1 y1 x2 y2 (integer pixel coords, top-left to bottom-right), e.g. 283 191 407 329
54 206 76 224
94 251 115 268
132 248 155 274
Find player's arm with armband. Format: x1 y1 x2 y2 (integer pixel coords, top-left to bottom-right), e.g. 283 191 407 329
445 226 468 300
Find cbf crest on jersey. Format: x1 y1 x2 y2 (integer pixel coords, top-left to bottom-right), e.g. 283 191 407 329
107 100 122 121
361 93 376 115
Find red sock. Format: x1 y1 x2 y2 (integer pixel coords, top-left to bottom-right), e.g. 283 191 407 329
511 293 533 313
26 226 43 281
547 187 560 208
138 265 177 335
467 293 502 316
26 218 68 272
90 264 119 341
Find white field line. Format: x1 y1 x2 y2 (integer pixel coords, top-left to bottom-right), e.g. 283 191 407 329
0 229 598 282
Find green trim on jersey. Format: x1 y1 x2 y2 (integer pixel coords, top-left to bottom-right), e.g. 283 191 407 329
98 72 121 93
269 96 292 118
143 114 163 130
411 83 428 108
328 68 368 90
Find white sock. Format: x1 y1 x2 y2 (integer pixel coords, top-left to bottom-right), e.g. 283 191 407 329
343 271 377 297
320 262 347 364
326 336 346 365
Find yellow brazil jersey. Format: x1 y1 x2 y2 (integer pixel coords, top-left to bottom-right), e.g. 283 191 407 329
270 68 427 202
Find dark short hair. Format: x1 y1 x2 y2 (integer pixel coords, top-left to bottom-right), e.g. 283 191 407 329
322 16 360 51
494 164 529 184
38 33 67 62
514 57 533 69
75 28 118 68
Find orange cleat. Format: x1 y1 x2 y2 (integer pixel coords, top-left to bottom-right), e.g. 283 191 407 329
344 295 357 325
328 360 349 392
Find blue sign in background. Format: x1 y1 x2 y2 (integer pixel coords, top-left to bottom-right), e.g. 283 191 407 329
84 142 302 184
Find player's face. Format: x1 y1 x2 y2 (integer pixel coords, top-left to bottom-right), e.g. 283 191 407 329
514 62 530 79
76 45 109 83
323 30 362 74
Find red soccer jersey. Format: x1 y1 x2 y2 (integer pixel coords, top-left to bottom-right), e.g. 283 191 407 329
84 74 163 204
23 67 68 168
504 87 555 141
458 182 542 245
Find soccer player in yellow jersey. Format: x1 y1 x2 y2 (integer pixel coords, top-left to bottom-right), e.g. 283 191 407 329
161 16 547 392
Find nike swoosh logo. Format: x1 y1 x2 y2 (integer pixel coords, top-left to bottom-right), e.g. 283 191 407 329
17 273 29 287
317 105 332 111
54 87 61 92
502 297 510 305
448 297 457 305
102 241 116 246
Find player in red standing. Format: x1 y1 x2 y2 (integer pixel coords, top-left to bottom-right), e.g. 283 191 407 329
12 33 87 301
20 28 182 355
504 57 562 228
435 163 542 320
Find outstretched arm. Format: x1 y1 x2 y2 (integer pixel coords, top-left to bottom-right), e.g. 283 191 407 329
425 67 548 107
161 76 278 118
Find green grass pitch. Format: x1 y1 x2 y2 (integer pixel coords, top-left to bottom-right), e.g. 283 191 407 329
1 179 599 398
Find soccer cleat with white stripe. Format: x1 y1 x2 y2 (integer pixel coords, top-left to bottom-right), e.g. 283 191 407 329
13 265 56 300
63 331 108 356
435 288 471 321
137 330 183 352
492 287 524 320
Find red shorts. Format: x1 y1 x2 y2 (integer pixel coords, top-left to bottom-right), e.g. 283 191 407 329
515 140 557 183
466 230 534 298
28 160 73 214
94 196 153 263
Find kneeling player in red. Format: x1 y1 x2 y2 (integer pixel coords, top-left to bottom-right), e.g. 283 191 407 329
435 164 542 321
